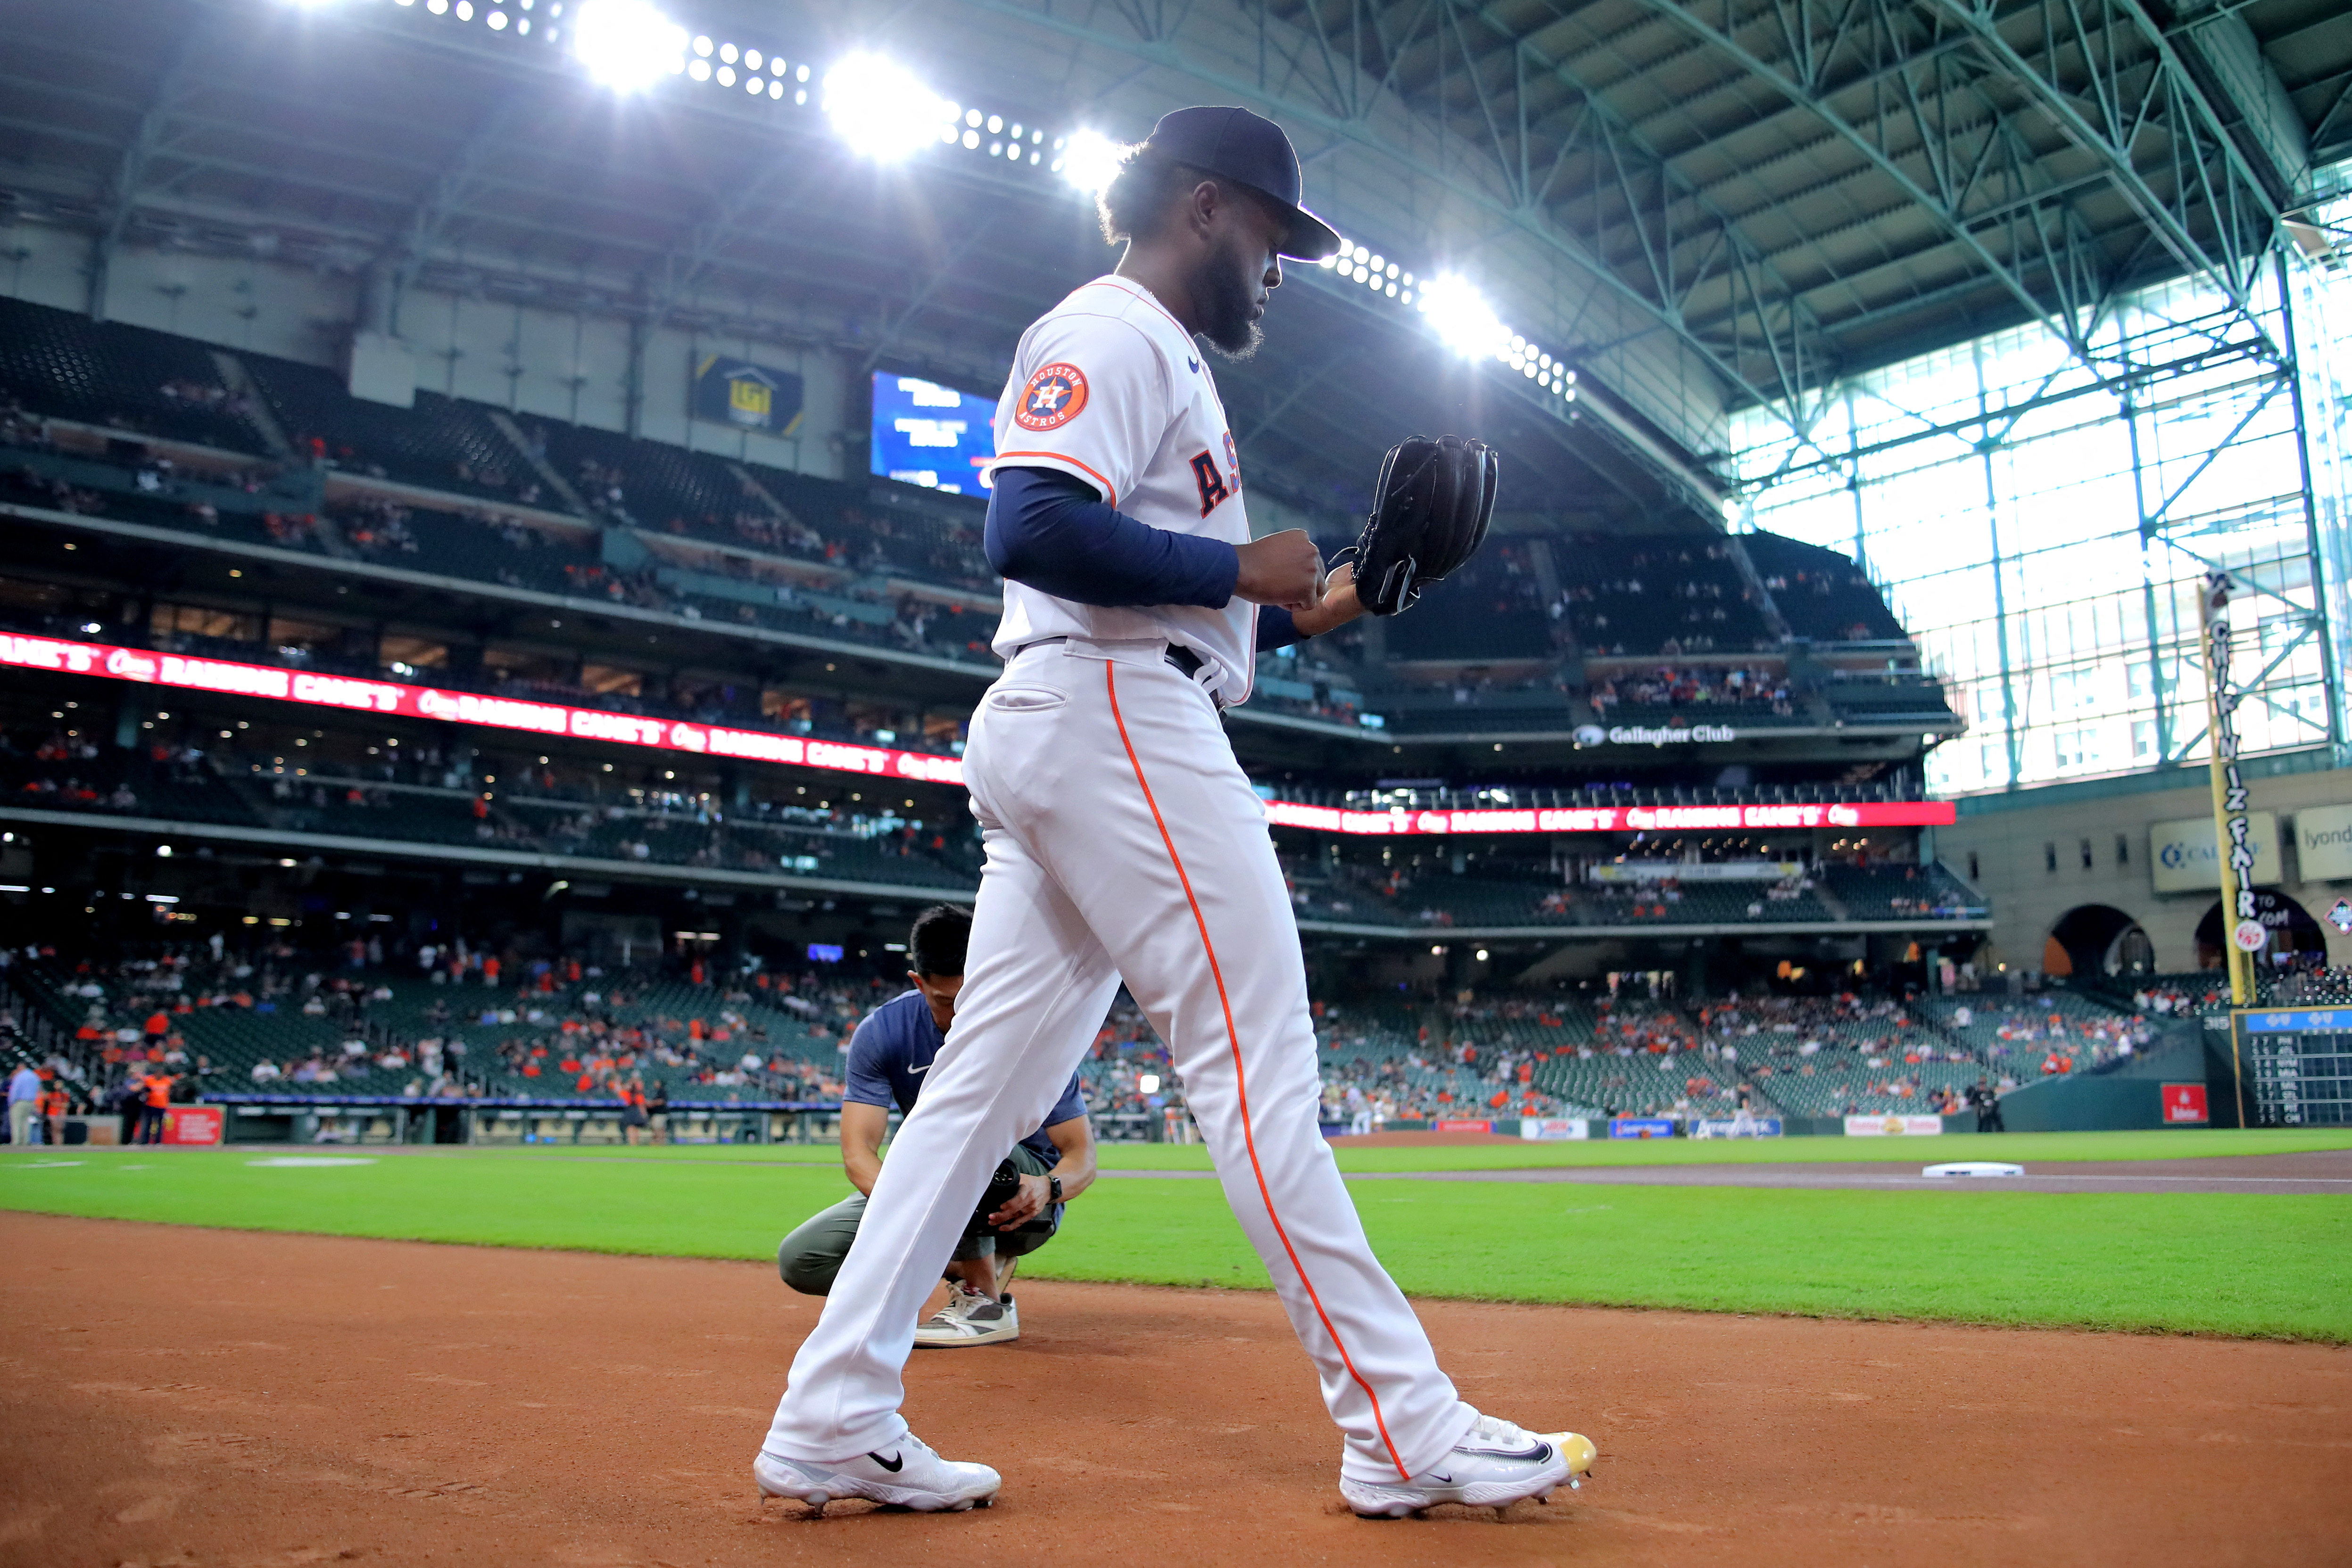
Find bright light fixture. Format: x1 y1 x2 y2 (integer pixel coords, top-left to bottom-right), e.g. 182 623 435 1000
1138 1073 1161 1094
572 0 685 91
823 54 955 160
1060 127 1124 195
1419 272 1509 359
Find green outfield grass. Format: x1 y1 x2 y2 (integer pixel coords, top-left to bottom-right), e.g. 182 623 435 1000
0 1139 2344 1340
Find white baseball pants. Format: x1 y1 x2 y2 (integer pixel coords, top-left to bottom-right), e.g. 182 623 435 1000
761 637 1475 1484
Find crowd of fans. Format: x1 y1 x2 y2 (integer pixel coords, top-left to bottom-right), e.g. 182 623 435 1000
1552 539 1774 656
1588 664 1794 716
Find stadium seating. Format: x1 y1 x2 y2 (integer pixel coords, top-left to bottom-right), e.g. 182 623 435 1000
1822 863 1985 920
241 353 535 505
0 297 272 455
1743 532 1907 643
1821 673 1958 725
1382 540 1556 662
1554 534 1774 654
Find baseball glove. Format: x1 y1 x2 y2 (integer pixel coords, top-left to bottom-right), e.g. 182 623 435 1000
1345 435 1499 616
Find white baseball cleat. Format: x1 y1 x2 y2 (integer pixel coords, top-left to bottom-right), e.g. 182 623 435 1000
755 1432 1001 1515
913 1282 1020 1347
1339 1413 1593 1518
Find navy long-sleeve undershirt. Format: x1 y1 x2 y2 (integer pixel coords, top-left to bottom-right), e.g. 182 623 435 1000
985 465 1306 652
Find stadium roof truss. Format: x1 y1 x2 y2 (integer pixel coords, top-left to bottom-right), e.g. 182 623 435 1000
0 0 2345 528
987 0 2330 418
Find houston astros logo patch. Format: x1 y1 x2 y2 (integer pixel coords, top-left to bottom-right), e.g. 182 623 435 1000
1015 362 1088 430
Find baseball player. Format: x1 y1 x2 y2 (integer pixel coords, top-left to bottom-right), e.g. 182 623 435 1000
773 905 1095 1348
754 105 1592 1519
1728 1084 1761 1139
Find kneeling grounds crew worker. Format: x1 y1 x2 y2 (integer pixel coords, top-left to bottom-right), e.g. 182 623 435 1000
777 906 1095 1346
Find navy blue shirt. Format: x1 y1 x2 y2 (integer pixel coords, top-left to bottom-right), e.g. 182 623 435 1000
844 990 1086 1167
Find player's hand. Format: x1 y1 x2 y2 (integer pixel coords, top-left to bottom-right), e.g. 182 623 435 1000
1233 529 1325 611
989 1172 1053 1230
1288 561 1363 638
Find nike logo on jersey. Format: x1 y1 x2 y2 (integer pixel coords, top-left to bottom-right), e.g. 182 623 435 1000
868 1450 905 1472
908 1064 929 1075
1186 355 1201 373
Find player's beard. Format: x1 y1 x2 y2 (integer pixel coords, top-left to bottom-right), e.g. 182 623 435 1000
1196 236 1264 362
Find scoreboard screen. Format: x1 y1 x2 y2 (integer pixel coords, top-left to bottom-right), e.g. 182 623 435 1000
870 372 996 495
2237 1007 2352 1126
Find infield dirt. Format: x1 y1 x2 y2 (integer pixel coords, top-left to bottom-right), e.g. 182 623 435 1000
0 1213 2343 1568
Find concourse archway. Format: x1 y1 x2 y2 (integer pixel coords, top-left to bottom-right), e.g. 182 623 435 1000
2195 889 2331 971
2045 904 2153 977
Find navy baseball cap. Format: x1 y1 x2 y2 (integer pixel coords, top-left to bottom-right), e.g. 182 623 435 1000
1139 105 1343 263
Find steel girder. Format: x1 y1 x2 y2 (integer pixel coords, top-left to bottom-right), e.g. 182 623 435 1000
954 0 1750 514
1646 0 2287 378
88 8 224 322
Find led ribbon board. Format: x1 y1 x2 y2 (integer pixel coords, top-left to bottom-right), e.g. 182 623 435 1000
1261 802 1954 834
0 632 1955 834
0 633 963 784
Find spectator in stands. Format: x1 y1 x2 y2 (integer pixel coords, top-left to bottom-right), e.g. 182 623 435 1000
773 906 1096 1348
40 1076 70 1147
7 1060 41 1145
135 1068 173 1144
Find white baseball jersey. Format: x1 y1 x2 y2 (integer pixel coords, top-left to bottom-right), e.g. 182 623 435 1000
985 274 1257 704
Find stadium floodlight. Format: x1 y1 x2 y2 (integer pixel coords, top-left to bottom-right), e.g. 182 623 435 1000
572 0 685 91
1419 272 1509 359
823 55 956 160
1058 127 1123 195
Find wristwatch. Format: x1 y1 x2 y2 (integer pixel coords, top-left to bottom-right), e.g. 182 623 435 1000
1047 1174 1063 1204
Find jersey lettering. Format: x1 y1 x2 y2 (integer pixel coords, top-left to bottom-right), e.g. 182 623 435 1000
1223 430 1243 492
1190 449 1230 517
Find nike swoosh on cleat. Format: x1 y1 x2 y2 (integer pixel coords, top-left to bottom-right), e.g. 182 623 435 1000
869 1451 904 1472
1458 1443 1552 1462
1427 1471 1454 1485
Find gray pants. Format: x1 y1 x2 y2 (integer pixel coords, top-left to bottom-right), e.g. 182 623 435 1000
778 1142 1056 1296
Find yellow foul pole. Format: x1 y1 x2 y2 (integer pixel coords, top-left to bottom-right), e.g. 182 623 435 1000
2198 572 2254 1125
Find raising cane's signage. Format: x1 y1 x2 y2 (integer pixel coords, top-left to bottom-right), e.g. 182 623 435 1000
2 633 966 787
4 632 1955 838
1260 801 1954 835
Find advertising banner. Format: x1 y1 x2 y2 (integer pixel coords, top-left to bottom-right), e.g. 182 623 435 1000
1263 800 1952 837
1588 861 1803 883
0 633 969 787
0 631 1960 845
1434 1118 1493 1134
160 1106 224 1146
1843 1114 1944 1136
1518 1117 1590 1141
2161 1083 2209 1124
2295 802 2352 884
1690 1116 1783 1138
2149 811 2281 893
1609 1116 1677 1139
691 354 804 437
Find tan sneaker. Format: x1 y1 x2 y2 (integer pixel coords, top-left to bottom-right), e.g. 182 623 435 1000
912 1283 1019 1347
